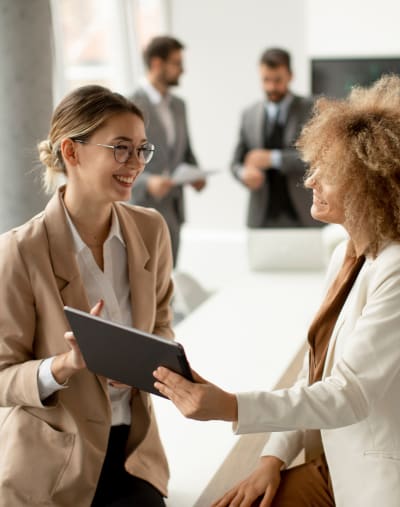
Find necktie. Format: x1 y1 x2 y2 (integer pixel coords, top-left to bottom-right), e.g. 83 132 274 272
264 106 282 148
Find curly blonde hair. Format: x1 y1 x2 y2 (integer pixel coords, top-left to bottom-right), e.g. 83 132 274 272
38 85 144 194
297 74 400 257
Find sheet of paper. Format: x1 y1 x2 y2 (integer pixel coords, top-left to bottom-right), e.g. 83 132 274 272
171 163 219 185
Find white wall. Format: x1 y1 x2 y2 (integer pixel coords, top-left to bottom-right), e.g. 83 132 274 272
306 0 400 57
170 0 307 230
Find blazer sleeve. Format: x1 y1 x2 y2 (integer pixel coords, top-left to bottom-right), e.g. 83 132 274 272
258 351 309 467
234 249 400 435
0 232 45 408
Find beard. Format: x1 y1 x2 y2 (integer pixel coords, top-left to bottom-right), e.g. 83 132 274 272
266 90 286 103
165 76 180 87
159 68 180 88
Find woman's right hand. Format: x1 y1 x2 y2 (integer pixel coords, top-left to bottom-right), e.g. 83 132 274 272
211 456 283 507
51 300 104 384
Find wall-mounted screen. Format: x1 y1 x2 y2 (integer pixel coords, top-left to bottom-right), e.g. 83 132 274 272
311 58 400 98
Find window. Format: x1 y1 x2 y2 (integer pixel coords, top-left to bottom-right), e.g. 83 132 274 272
51 0 169 102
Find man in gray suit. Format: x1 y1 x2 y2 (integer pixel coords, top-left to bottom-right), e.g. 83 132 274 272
130 36 205 265
231 47 321 228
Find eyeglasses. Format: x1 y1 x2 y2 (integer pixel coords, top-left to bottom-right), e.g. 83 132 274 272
74 139 155 164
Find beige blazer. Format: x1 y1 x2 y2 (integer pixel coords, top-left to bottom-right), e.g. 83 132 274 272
235 240 400 507
0 188 174 506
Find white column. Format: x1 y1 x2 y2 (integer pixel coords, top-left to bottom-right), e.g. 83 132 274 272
0 0 53 232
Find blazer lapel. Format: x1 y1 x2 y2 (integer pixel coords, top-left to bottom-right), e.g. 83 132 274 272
44 188 111 397
255 102 266 147
139 89 170 164
44 187 90 312
115 204 155 332
322 259 372 378
169 97 184 169
284 96 300 145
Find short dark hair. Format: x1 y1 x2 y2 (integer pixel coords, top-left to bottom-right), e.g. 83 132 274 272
143 36 185 69
260 47 291 72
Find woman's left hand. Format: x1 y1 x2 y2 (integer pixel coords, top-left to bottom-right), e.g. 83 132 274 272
153 367 238 422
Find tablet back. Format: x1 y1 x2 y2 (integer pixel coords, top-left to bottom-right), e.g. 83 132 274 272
64 306 192 397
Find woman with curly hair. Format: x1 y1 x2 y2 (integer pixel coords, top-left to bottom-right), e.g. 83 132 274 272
154 74 400 507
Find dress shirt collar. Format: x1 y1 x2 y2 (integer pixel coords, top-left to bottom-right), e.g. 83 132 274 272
265 92 294 124
140 77 172 106
60 198 125 254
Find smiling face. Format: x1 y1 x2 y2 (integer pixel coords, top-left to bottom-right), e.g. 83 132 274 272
67 112 147 207
305 169 346 225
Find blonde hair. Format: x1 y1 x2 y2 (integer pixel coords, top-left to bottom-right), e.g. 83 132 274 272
38 85 144 194
297 74 400 257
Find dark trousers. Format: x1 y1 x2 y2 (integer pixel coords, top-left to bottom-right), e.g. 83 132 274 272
253 455 335 507
91 425 165 507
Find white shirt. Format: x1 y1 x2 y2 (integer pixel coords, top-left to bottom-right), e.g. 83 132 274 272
38 202 133 426
141 77 176 148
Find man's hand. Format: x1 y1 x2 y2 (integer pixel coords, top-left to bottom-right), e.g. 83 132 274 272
244 149 272 169
241 166 265 190
147 175 174 199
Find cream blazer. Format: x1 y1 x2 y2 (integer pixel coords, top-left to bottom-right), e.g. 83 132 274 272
0 188 174 506
235 240 400 507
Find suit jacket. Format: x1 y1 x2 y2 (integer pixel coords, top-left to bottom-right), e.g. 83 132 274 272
129 87 197 238
231 95 321 228
0 188 174 506
235 240 400 507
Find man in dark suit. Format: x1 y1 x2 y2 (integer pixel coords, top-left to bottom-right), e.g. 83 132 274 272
231 47 321 228
129 36 205 266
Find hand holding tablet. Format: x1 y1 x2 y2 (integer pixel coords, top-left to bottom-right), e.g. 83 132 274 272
64 306 193 397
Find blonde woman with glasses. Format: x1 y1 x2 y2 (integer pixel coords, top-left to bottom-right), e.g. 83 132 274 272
0 85 173 506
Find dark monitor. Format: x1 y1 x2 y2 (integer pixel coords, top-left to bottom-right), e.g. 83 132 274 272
311 58 400 98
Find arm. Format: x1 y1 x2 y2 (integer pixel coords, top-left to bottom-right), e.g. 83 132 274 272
0 230 106 407
231 112 266 191
154 254 400 432
0 232 43 408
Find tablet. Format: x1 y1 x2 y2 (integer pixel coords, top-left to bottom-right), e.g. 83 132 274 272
64 306 193 397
